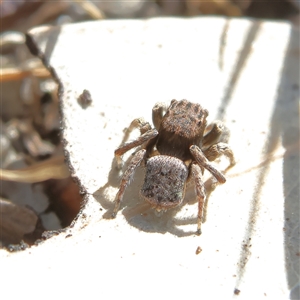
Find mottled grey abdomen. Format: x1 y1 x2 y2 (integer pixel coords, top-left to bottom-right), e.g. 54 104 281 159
141 155 188 210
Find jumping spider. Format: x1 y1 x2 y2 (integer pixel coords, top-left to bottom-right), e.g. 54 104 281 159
112 99 235 234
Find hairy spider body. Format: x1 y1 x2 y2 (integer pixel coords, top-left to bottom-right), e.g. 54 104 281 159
156 100 207 161
141 155 188 211
112 99 235 234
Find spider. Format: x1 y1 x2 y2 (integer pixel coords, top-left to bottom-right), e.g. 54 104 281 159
111 99 235 234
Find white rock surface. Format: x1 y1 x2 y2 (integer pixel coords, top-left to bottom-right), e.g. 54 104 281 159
0 17 299 300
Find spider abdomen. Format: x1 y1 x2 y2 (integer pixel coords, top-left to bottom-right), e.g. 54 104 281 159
141 155 188 211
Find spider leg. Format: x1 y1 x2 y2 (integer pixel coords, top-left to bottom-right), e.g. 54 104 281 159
191 162 206 235
202 120 230 150
129 118 152 135
204 142 236 170
152 102 168 130
189 145 226 184
121 118 152 146
115 129 158 168
112 149 147 217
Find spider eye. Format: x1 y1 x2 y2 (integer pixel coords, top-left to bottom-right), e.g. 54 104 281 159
197 121 202 126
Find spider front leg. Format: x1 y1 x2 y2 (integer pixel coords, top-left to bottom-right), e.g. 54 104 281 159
112 149 147 218
129 118 152 135
202 120 230 149
191 162 206 235
190 145 226 184
204 142 236 171
118 117 152 151
115 127 158 168
152 102 168 130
